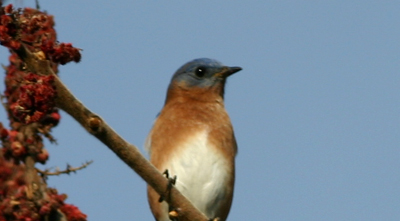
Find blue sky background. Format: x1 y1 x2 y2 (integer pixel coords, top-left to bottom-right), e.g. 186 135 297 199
1 1 399 220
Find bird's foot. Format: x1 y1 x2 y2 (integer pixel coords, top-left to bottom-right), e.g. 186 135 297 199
209 218 220 221
158 169 177 202
163 169 177 187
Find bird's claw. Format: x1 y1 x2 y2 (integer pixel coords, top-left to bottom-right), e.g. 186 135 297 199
158 169 177 202
163 169 177 187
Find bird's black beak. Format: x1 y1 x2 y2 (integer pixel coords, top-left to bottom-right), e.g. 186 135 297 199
216 66 242 78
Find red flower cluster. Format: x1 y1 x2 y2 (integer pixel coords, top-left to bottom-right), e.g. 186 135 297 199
0 123 48 164
60 204 88 221
0 4 20 50
0 159 27 221
0 163 87 221
0 125 87 221
41 41 81 65
0 3 88 221
38 190 87 221
0 4 81 65
0 150 25 195
10 73 56 124
4 55 60 126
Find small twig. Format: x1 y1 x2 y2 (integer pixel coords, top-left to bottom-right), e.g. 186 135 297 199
37 126 57 144
36 160 93 177
35 0 40 10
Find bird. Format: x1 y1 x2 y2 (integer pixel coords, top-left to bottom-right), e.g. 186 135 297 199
146 58 241 221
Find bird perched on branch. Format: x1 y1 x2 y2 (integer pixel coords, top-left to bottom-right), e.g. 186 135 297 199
146 58 241 221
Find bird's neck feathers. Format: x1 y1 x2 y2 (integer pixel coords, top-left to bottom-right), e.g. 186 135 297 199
165 81 226 105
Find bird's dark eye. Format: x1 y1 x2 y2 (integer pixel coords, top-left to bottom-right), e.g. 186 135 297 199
194 67 206 78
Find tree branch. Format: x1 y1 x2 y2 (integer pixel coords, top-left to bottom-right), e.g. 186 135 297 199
14 45 209 221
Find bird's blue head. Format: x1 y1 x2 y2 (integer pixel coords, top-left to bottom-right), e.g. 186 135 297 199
170 58 242 91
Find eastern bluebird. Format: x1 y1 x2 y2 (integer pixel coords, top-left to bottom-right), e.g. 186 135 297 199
146 58 241 221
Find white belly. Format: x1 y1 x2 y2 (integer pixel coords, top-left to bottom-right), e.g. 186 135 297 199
160 130 230 218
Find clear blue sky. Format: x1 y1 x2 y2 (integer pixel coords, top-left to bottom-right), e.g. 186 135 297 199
1 1 399 220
